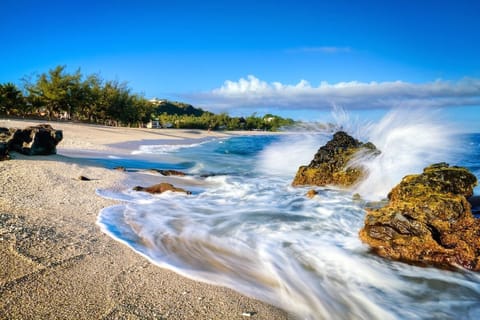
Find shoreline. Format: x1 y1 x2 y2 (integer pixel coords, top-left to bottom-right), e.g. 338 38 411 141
0 119 282 152
0 120 290 319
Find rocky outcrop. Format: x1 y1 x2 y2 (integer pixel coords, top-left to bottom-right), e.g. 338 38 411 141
9 124 63 155
133 183 191 195
0 127 14 160
1 124 63 160
359 163 480 271
292 131 379 187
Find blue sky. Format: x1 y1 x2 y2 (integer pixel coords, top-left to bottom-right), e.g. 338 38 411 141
1 0 480 129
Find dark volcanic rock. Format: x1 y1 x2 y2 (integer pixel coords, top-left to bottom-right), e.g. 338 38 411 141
0 142 8 160
0 127 14 160
147 169 186 176
158 169 186 176
292 131 379 187
133 182 191 195
359 163 480 271
10 124 63 155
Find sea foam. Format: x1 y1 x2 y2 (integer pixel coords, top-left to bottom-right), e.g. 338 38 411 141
97 113 480 320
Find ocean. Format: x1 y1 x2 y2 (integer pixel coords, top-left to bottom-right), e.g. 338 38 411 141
96 111 480 319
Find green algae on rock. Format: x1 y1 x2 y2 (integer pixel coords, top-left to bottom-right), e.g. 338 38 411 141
359 163 480 271
292 131 379 187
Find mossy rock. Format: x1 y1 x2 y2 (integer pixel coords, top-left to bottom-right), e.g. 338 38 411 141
292 131 379 187
359 163 480 271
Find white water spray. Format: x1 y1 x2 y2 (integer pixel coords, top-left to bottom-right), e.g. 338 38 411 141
257 133 329 177
257 107 459 200
351 108 459 200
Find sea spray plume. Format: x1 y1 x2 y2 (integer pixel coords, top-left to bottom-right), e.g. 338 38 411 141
350 108 458 200
257 106 367 180
330 104 364 138
259 106 457 199
257 131 330 178
331 104 351 131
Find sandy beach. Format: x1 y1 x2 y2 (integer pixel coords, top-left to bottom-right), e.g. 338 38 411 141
0 119 289 319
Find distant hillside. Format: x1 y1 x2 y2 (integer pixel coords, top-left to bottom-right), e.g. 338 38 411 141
152 99 207 116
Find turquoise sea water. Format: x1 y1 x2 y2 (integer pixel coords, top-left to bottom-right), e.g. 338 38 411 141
96 114 480 319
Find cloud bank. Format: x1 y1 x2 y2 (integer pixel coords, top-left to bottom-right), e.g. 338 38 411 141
189 75 480 111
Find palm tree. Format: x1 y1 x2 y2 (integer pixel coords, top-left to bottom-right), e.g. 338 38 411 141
0 82 26 116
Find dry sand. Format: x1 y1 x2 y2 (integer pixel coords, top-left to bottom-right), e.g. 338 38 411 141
0 119 273 153
0 120 289 319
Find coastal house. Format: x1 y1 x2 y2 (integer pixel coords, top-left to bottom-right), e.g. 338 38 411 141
146 120 161 128
149 98 166 106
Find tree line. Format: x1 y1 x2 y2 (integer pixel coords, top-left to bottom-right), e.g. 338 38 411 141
0 65 295 131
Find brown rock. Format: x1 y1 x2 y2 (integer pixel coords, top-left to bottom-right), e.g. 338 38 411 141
292 131 379 187
133 183 191 195
359 163 480 271
306 189 318 199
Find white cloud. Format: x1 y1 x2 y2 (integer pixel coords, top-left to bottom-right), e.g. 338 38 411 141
188 75 480 112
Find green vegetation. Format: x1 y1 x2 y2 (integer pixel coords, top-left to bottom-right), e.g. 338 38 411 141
0 65 295 131
0 82 26 116
154 100 205 117
154 112 294 131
